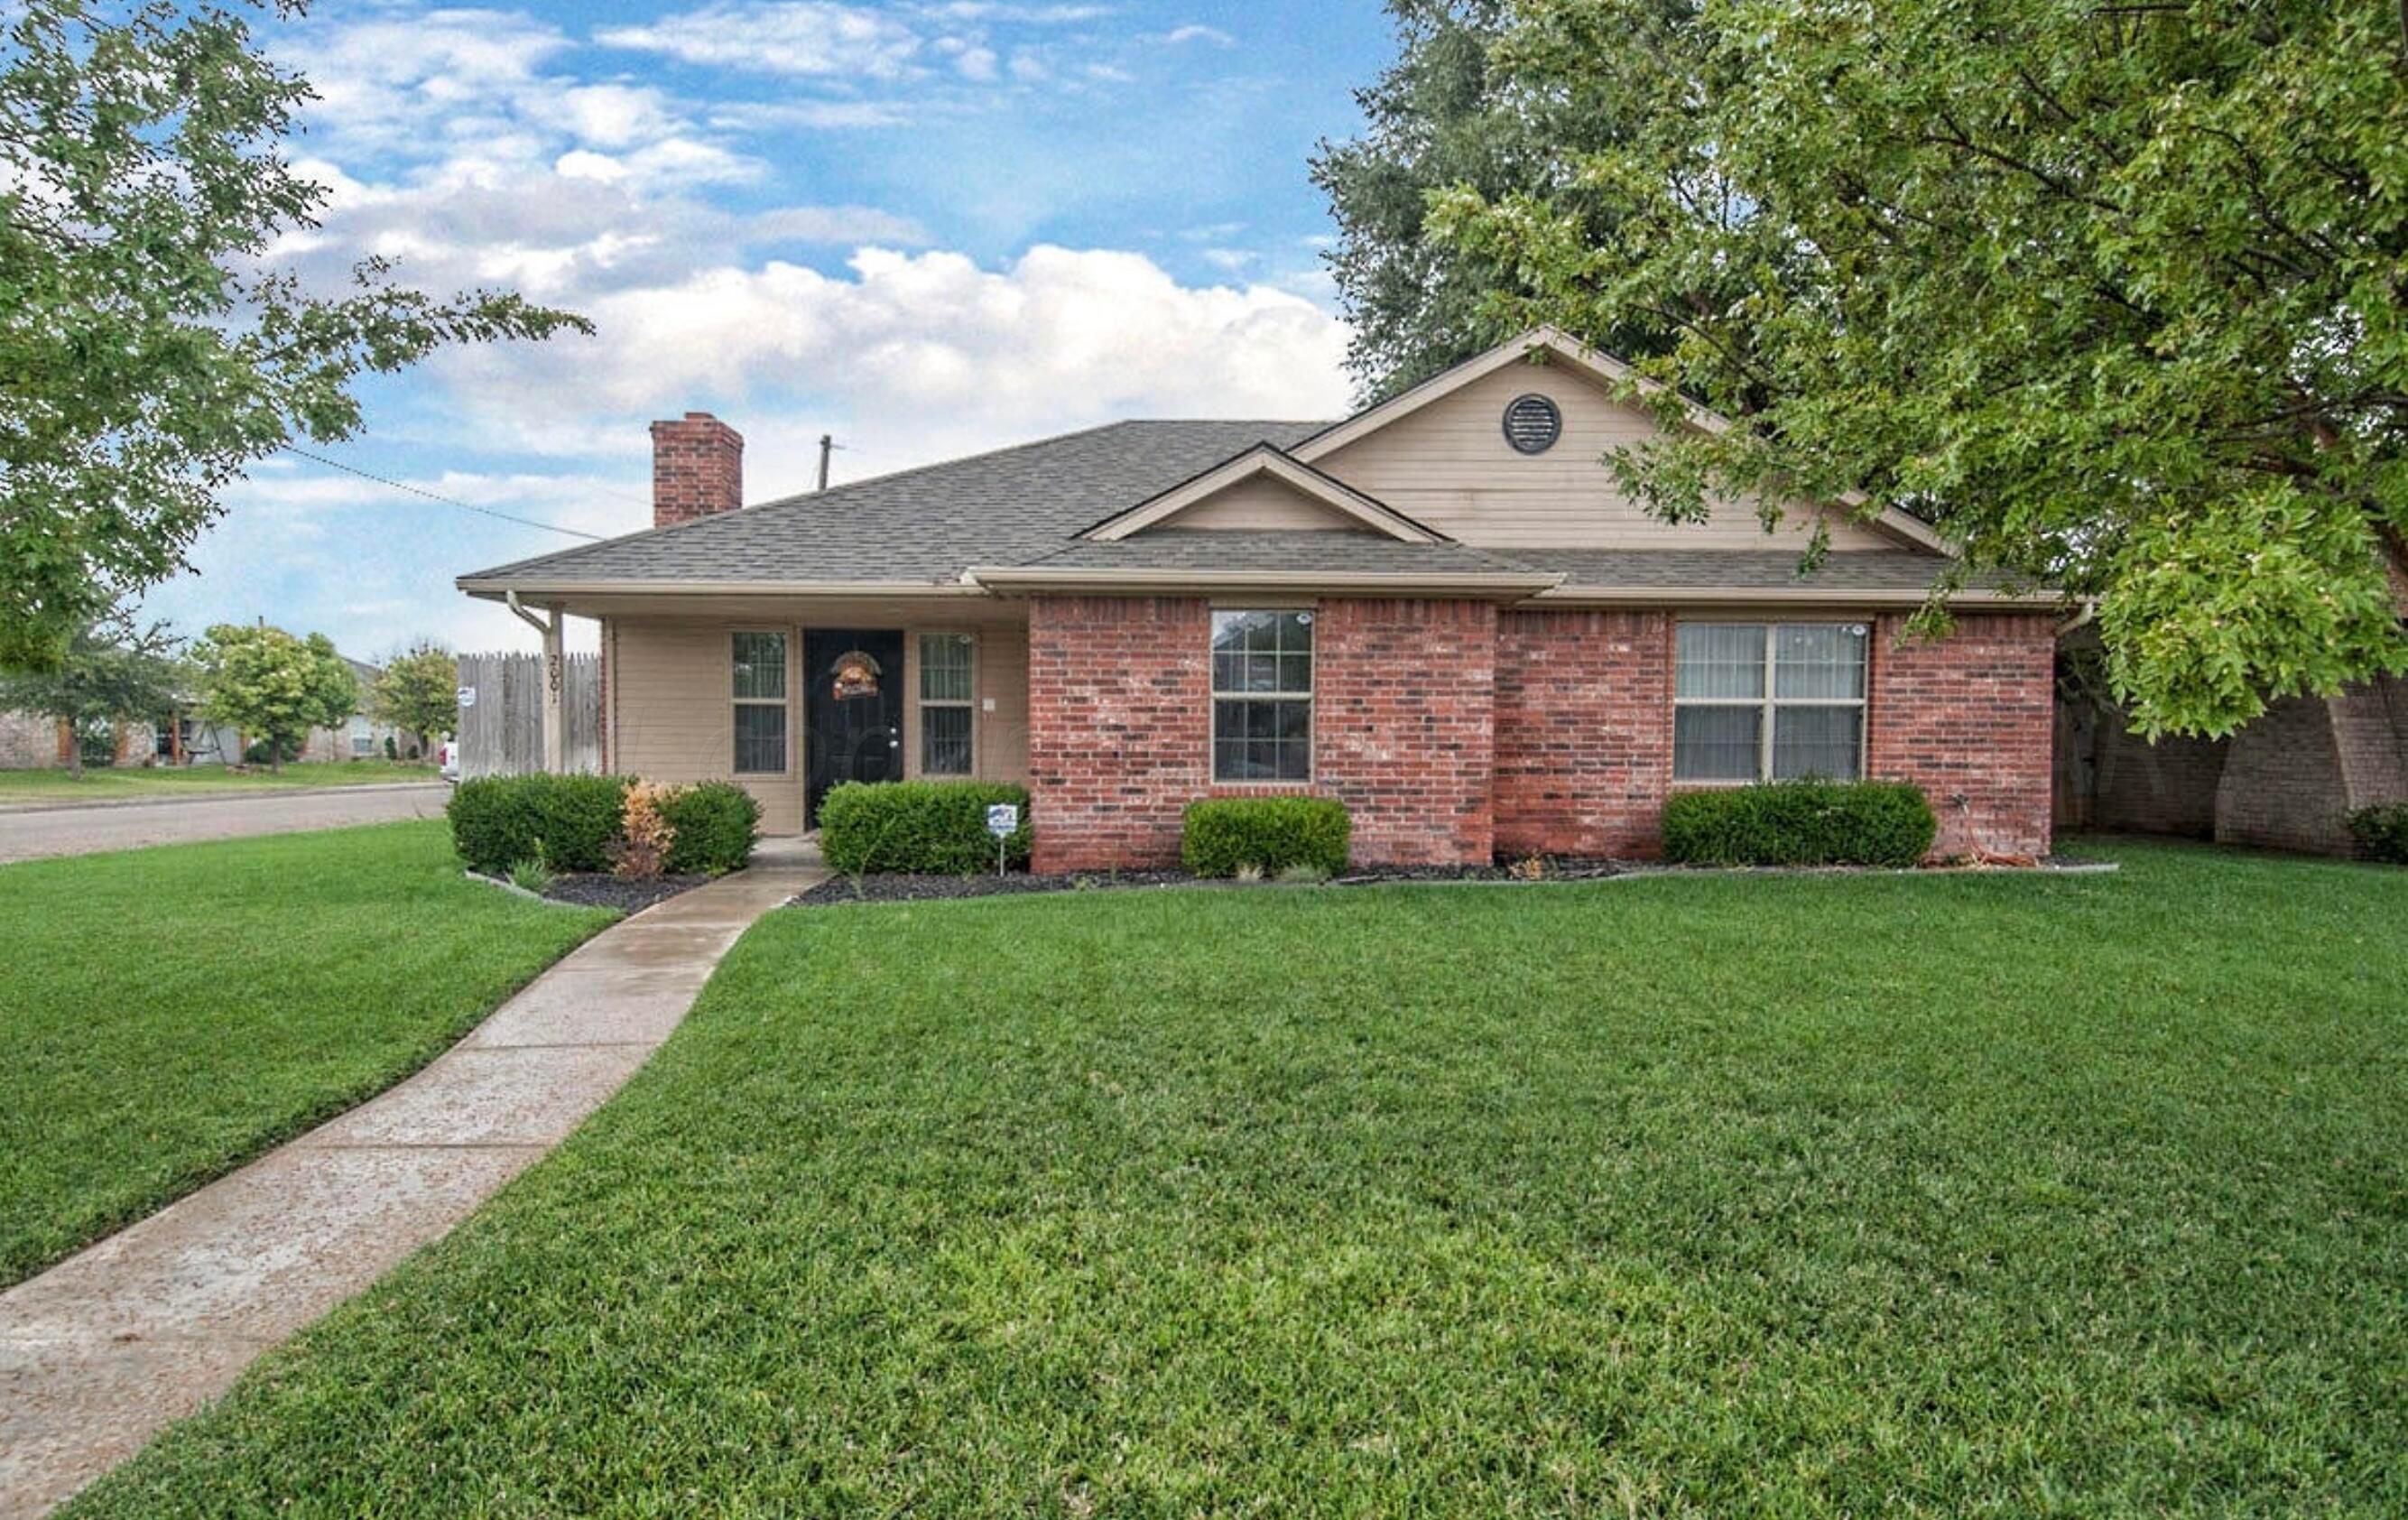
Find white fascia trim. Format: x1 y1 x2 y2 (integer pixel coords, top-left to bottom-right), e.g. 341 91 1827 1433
1528 584 2065 610
1085 445 1440 543
458 578 991 599
1292 325 1950 556
965 567 1562 599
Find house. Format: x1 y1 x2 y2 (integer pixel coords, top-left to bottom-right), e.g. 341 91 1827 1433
0 654 406 771
458 329 2064 869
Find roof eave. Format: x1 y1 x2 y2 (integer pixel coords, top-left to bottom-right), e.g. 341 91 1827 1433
964 566 1562 600
457 577 991 601
1527 583 2066 610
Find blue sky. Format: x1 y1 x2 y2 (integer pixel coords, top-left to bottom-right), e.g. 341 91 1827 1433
143 0 1395 656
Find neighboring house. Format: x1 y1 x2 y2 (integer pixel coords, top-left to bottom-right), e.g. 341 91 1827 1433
458 329 2064 869
2056 625 2408 857
0 655 403 771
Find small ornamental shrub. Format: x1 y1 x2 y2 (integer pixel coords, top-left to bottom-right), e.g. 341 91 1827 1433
244 735 302 765
1182 796 1351 878
2348 802 2408 865
1661 779 1936 867
662 782 760 875
818 781 1033 875
507 849 555 895
609 782 679 882
383 735 398 761
446 774 631 875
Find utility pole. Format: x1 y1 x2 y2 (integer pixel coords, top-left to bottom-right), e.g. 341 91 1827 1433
816 433 834 493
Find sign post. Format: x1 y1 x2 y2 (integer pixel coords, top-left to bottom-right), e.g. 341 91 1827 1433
986 802 1019 877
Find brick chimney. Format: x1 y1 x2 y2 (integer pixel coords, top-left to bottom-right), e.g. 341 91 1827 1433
650 412 744 528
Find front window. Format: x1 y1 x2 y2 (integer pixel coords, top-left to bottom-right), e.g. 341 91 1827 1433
347 716 375 757
1673 622 1867 782
919 633 975 776
732 632 788 774
1211 609 1313 783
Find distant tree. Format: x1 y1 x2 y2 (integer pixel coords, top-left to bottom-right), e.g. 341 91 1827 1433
0 606 186 778
1429 0 2408 737
0 0 591 670
371 643 459 756
1308 0 1677 400
192 623 357 774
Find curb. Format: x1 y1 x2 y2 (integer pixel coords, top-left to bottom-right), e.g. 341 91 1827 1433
0 781 449 817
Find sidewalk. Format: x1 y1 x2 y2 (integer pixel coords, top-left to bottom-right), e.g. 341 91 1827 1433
0 846 825 1519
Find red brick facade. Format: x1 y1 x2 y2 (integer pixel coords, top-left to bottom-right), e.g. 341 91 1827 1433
1028 595 2059 870
1494 610 1675 857
1866 613 2057 857
1313 599 1496 865
1028 596 1213 872
650 412 744 528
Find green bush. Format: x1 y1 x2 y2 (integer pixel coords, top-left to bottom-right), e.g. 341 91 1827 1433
1181 796 1351 878
818 781 1033 875
2348 802 2408 865
662 782 760 876
447 774 631 876
1661 779 1937 867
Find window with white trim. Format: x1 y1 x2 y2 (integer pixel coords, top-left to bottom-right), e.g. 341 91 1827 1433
918 632 975 775
732 631 787 774
1211 609 1313 783
347 715 375 757
1672 622 1868 782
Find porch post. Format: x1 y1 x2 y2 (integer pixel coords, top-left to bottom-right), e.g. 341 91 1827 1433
505 592 568 774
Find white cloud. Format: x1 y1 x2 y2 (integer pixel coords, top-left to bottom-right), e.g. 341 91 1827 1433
1161 23 1235 46
430 245 1350 486
597 4 925 79
954 45 1000 80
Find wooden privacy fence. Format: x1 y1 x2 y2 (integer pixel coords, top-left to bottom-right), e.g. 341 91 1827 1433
455 651 599 778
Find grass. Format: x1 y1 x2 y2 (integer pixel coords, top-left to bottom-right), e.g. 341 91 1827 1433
0 759 440 806
67 840 2408 1516
0 820 612 1288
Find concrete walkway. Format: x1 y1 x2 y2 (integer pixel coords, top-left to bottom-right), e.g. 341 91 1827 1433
0 844 824 1519
0 783 451 864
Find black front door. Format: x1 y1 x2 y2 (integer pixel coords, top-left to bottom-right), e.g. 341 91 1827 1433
804 628 905 825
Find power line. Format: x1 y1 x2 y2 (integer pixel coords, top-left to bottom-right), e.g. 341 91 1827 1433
277 445 609 542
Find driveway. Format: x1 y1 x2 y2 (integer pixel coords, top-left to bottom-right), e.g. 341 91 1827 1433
0 784 450 864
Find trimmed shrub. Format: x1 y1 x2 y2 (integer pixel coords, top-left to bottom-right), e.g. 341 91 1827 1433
1182 796 1351 878
662 782 760 875
2348 802 2408 865
447 774 631 875
1661 779 1937 867
818 781 1032 875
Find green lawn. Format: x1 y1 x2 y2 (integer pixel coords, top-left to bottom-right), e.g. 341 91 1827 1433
0 759 440 806
0 821 612 1287
68 841 2408 1516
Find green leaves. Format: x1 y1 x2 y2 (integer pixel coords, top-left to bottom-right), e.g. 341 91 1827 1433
0 1 590 668
1421 0 2408 735
191 621 357 758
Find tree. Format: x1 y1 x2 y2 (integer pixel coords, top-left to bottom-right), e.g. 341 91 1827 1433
0 606 186 777
1309 0 1676 401
192 623 356 774
1426 0 2408 736
0 1 590 670
370 642 458 757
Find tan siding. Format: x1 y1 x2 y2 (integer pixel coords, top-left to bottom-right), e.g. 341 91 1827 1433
1314 361 1899 551
612 618 802 834
616 608 1033 836
1153 476 1365 532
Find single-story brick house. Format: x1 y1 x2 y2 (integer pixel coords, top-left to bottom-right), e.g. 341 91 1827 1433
458 329 2063 869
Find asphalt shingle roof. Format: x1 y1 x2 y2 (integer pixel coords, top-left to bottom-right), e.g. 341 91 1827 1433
1014 533 1539 577
1505 549 2000 591
462 420 1330 585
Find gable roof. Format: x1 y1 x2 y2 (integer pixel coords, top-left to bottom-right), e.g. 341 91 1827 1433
1081 444 1443 543
460 420 1331 589
1291 326 1950 555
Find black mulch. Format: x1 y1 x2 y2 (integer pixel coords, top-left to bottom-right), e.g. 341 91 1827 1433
542 873 712 913
790 857 1630 908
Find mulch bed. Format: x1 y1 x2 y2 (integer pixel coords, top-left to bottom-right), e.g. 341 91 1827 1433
542 873 712 913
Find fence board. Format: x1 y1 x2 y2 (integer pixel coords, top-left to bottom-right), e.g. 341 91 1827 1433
455 651 599 778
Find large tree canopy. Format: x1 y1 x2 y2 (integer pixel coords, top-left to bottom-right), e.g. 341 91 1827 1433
192 620 354 773
1310 0 1680 402
0 0 589 669
1425 0 2408 735
0 602 185 775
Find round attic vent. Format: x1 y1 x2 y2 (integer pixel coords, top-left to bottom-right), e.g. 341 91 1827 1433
1503 393 1561 454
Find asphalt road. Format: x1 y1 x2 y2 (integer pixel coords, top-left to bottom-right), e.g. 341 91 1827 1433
0 783 451 865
